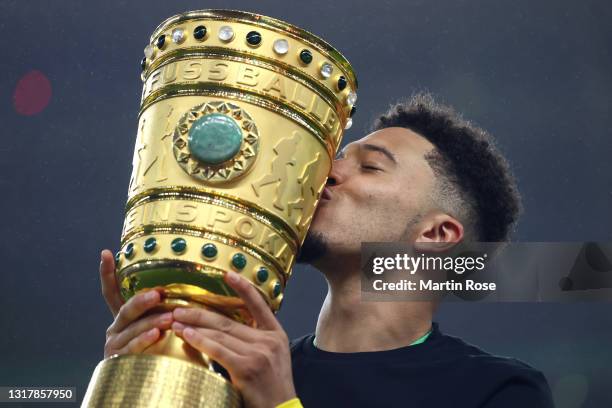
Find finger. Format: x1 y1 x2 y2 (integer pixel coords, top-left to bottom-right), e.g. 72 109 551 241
99 249 124 317
180 326 243 372
111 312 173 351
173 307 257 342
113 328 160 356
172 322 251 356
224 271 280 330
107 289 161 335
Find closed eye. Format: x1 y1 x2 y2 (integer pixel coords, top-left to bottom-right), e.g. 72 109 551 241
361 165 382 172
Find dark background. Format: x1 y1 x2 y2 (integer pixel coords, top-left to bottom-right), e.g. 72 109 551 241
1 0 611 407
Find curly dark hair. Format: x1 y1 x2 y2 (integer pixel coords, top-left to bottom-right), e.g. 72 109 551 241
372 93 522 242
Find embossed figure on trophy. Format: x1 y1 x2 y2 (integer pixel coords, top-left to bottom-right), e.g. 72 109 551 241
288 152 321 232
127 118 148 193
251 132 301 211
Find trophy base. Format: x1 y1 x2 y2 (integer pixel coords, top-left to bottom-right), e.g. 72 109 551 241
82 354 241 408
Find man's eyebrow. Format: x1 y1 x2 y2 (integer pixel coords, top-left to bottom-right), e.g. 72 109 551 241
361 143 398 165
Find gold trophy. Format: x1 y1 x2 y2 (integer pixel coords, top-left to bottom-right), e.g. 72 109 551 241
82 9 356 408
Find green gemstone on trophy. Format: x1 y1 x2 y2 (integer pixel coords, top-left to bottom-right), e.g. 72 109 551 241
171 237 187 253
232 253 247 270
144 237 157 253
273 281 282 298
256 267 269 283
202 243 218 259
299 49 313 64
187 113 243 165
125 243 135 259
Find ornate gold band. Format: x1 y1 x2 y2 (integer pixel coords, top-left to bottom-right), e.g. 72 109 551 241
138 83 338 160
148 9 357 90
124 190 298 249
143 47 344 115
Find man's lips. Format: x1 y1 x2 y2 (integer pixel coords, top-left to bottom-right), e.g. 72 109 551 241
320 187 332 201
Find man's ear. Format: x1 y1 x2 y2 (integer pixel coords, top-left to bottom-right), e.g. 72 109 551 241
413 212 464 253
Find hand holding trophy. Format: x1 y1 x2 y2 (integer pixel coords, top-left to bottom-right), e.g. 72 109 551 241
84 9 356 407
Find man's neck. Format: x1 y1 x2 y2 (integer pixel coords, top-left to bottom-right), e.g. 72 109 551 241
313 267 434 353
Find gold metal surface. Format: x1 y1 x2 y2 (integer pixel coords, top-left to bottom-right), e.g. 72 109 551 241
83 354 241 408
84 9 356 407
146 10 357 94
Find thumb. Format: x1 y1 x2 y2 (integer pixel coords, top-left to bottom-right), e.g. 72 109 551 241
99 249 124 317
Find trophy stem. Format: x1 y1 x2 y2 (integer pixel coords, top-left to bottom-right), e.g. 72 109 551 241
83 302 241 407
140 329 212 367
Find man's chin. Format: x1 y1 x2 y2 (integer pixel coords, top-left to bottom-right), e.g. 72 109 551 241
296 230 328 264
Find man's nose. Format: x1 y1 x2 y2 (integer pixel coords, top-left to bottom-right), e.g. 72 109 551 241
326 161 344 186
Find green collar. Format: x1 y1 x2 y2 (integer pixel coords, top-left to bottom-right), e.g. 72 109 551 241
409 329 431 346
